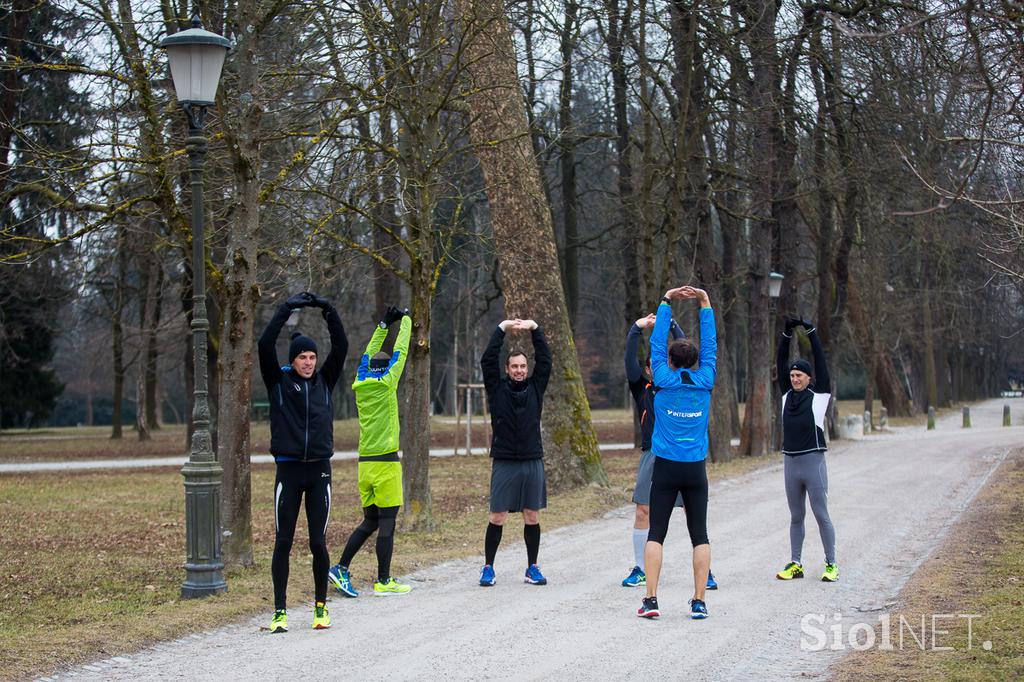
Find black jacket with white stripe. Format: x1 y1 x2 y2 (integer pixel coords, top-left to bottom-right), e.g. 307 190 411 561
777 327 831 456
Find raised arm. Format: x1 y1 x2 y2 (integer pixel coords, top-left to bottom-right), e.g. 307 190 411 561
257 303 292 392
689 305 717 389
777 319 795 394
530 325 552 396
624 323 644 385
650 301 672 386
381 314 413 389
317 303 348 391
481 324 506 393
806 322 830 392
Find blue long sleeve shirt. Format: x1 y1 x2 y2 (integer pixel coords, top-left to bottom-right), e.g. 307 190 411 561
650 303 717 462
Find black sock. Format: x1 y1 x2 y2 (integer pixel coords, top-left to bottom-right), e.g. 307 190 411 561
524 523 540 566
484 522 503 565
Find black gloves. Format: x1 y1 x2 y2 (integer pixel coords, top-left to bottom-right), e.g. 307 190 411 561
285 292 335 319
286 292 315 309
381 306 407 326
308 293 331 309
784 317 814 333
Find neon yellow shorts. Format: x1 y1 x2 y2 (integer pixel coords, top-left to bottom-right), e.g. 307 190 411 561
357 461 403 508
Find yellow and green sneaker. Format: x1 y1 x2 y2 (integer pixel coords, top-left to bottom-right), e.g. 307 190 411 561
269 609 288 633
374 577 412 596
776 562 804 580
821 563 839 582
312 601 331 629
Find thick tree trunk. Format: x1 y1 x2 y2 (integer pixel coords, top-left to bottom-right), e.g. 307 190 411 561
111 219 127 440
923 289 938 411
369 108 402 313
217 0 263 568
458 0 606 489
401 277 435 531
558 0 579 331
606 0 642 443
136 246 159 441
144 257 163 430
605 0 640 328
667 0 735 462
737 0 778 457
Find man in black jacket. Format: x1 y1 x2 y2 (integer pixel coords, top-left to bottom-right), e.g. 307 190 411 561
478 318 551 587
774 317 837 583
257 291 348 633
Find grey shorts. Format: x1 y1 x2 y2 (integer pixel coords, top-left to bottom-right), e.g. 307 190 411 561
632 450 684 507
489 458 547 513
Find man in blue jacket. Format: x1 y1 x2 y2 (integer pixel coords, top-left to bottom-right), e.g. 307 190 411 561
622 313 716 591
636 285 717 621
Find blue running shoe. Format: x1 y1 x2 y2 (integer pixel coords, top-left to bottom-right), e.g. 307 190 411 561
524 564 548 585
622 565 646 587
706 570 718 590
689 598 709 619
479 564 496 587
328 564 358 598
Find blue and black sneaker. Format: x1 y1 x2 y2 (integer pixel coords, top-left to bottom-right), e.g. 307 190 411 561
706 570 718 590
479 564 496 587
622 565 646 587
689 598 709 619
524 564 548 585
637 596 660 618
328 564 358 598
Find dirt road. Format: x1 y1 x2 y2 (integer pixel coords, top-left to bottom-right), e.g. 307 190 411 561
42 398 1023 681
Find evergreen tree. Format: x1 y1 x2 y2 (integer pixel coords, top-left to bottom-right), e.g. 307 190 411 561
0 1 92 426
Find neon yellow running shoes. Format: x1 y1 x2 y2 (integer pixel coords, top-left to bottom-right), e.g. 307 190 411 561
776 562 804 580
821 563 839 582
312 601 331 629
269 609 288 633
374 578 412 596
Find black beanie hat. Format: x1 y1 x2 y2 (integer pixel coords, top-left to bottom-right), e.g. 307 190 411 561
369 351 391 371
789 358 813 376
288 332 318 363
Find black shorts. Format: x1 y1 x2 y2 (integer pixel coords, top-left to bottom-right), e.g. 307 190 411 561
647 457 709 547
489 458 547 513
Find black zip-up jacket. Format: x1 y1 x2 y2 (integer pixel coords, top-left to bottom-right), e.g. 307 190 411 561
258 303 348 461
625 320 683 452
481 325 552 460
777 327 831 456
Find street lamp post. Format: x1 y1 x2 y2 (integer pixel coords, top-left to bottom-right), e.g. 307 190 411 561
160 16 232 599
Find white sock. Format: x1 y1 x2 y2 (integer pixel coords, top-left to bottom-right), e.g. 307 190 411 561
633 528 648 570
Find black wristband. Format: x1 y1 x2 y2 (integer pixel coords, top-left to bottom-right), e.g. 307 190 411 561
661 296 671 304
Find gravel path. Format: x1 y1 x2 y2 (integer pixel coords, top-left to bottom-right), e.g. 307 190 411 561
40 398 1023 682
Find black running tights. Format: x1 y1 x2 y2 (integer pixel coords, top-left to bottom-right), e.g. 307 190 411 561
338 504 400 582
647 457 709 547
271 460 332 610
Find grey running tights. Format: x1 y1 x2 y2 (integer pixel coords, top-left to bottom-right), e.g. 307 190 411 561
784 452 836 564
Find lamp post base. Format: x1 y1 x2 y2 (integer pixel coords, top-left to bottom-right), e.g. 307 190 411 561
181 566 228 599
181 458 226 598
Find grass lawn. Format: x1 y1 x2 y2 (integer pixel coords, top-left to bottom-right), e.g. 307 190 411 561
829 449 1024 681
0 424 778 679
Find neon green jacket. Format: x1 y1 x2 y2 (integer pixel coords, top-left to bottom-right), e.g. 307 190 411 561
352 315 412 456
